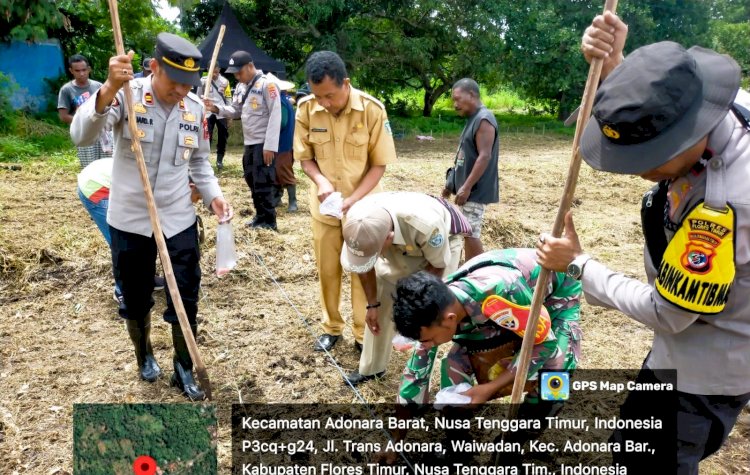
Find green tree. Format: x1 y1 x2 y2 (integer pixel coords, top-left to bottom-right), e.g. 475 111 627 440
495 0 712 118
0 0 63 42
179 0 223 40
341 0 505 117
52 0 177 81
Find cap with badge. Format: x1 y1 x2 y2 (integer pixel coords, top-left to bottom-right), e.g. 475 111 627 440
225 50 253 74
340 203 393 273
154 32 202 87
580 41 740 175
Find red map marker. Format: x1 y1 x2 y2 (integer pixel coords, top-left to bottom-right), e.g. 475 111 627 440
133 455 157 475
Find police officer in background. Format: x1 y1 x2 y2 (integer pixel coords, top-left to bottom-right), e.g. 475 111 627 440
71 33 233 401
196 68 231 170
204 50 281 230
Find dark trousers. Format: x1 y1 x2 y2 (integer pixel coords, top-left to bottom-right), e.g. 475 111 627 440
242 144 277 226
110 222 201 325
611 363 750 474
207 114 228 159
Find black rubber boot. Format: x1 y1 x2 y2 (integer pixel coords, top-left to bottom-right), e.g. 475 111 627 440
286 185 298 212
125 317 161 382
170 323 206 401
271 186 283 208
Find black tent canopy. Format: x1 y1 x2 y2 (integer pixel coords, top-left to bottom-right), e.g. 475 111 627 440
197 2 286 78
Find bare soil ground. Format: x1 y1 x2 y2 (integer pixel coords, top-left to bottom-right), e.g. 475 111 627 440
0 134 747 474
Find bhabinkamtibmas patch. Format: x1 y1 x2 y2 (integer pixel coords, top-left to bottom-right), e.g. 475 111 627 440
655 202 735 314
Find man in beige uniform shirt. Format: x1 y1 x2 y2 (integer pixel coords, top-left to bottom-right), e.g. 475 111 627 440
340 192 469 385
294 51 397 353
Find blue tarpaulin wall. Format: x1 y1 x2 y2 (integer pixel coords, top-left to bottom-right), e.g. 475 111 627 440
0 40 65 113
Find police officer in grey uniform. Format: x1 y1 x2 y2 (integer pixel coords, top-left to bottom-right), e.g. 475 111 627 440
204 50 281 230
71 33 233 401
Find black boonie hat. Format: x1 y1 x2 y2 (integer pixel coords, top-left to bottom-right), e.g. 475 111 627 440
154 32 202 87
580 41 740 174
225 51 253 74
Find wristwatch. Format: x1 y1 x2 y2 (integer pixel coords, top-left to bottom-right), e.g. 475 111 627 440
566 254 592 280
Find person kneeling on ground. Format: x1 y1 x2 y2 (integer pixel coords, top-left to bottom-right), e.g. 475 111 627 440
387 248 581 462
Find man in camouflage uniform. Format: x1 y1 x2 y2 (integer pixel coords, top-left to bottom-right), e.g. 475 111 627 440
394 248 581 404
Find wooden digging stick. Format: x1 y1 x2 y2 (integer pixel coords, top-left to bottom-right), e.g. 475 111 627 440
508 0 619 411
202 24 226 101
106 0 212 400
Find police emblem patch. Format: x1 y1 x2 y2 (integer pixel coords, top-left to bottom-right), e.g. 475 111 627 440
428 230 444 247
267 82 278 100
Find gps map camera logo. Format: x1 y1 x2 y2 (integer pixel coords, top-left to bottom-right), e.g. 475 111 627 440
541 371 570 401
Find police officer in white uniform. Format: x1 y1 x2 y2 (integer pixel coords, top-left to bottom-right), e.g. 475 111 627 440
205 50 281 230
71 33 233 401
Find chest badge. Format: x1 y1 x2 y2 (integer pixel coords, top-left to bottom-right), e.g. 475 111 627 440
184 135 195 147
183 149 191 160
251 97 259 110
143 93 154 106
182 112 196 123
136 129 146 138
133 103 147 114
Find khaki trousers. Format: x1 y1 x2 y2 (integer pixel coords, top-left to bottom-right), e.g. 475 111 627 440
312 218 366 343
359 234 464 375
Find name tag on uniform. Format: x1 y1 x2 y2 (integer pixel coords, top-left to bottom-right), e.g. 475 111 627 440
312 128 328 132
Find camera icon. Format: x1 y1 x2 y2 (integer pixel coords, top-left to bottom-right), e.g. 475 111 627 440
540 371 570 401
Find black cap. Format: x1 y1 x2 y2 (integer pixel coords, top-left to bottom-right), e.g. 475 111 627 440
225 51 253 74
142 57 152 70
580 41 740 174
154 32 202 87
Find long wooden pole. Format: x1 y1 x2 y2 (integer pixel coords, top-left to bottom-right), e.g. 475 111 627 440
202 25 226 100
106 0 212 400
508 0 619 408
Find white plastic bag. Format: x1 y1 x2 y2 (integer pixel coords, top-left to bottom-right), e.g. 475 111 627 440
216 222 237 277
392 335 416 352
434 382 473 409
319 192 344 219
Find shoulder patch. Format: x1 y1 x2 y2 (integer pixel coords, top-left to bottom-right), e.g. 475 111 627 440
267 81 278 100
358 90 386 111
428 229 445 248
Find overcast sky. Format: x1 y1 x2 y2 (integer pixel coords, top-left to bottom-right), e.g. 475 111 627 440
157 0 180 23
